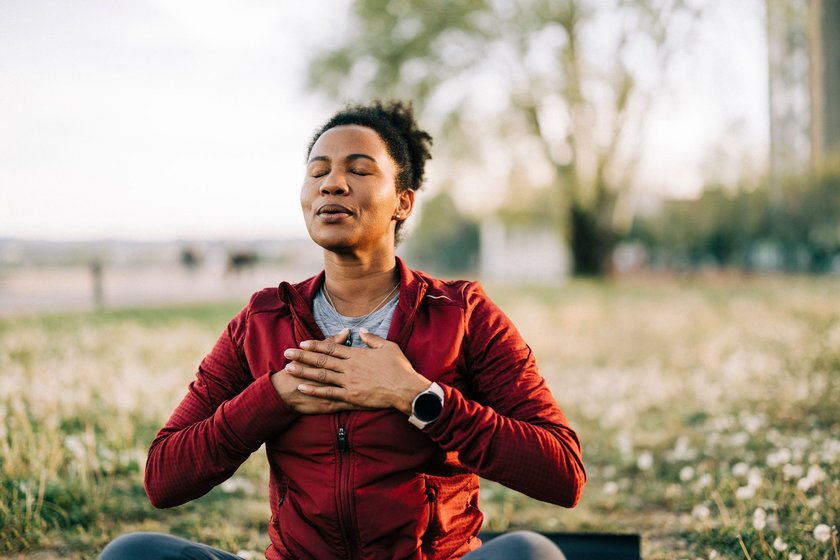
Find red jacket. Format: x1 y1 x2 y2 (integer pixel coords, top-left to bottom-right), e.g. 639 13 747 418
145 258 585 559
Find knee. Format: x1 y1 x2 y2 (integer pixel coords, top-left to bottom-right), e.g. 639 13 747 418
99 532 169 560
487 531 567 560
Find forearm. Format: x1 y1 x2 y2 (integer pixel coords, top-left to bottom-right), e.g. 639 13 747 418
425 384 586 508
145 374 298 508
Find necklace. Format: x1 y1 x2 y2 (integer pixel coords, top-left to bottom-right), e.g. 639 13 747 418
323 282 400 346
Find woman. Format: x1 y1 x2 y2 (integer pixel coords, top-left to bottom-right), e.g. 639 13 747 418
101 101 585 559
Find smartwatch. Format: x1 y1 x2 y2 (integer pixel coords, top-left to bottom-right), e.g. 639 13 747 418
408 382 445 429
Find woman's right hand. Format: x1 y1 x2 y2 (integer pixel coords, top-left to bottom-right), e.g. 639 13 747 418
270 329 359 414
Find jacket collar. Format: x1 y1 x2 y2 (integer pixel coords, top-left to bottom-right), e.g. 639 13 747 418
278 256 428 346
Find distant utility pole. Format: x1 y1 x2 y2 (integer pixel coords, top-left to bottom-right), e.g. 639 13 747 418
809 0 840 170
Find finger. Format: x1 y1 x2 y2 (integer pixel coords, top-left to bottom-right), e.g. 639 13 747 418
324 328 350 345
286 362 341 386
297 383 348 402
284 348 345 371
358 328 386 349
299 338 353 359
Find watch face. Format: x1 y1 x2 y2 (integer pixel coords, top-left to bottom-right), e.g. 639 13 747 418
414 392 443 422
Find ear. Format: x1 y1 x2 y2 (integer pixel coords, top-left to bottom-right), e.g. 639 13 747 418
395 189 414 220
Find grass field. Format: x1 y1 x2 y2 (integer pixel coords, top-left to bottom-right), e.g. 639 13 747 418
1 275 838 559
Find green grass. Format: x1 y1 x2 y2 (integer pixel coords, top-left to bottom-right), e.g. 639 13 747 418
1 277 838 559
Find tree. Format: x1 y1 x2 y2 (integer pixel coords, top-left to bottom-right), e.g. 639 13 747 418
307 0 701 275
809 0 840 170
402 190 480 273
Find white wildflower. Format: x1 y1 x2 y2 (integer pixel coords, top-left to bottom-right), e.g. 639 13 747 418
680 466 695 482
782 464 804 480
603 481 619 495
813 524 831 543
766 448 792 468
735 485 755 500
752 508 767 531
696 473 712 488
729 431 750 447
772 537 787 551
637 451 653 471
788 553 802 560
740 412 765 433
807 495 823 509
692 504 711 520
806 464 826 483
797 477 813 492
732 462 749 477
747 467 762 488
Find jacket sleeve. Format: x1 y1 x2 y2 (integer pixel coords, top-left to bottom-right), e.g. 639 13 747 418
424 283 586 507
144 303 299 508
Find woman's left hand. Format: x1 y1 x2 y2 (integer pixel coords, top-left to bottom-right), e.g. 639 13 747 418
283 329 431 415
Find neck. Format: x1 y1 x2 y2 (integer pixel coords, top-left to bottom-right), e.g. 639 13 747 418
322 251 400 316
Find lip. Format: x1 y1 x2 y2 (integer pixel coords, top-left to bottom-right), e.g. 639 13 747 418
316 203 353 223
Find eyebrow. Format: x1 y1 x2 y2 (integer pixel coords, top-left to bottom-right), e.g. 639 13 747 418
307 153 378 164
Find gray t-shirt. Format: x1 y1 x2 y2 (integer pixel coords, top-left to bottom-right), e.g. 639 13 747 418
312 286 399 348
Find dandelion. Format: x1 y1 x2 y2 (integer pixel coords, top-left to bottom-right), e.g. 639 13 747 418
732 462 749 477
692 504 711 520
752 508 767 530
772 537 787 551
735 485 755 501
746 467 762 489
805 464 826 483
766 447 792 468
637 451 653 471
813 524 831 543
807 495 822 509
782 464 804 480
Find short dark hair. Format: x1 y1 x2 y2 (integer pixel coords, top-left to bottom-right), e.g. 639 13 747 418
307 100 433 240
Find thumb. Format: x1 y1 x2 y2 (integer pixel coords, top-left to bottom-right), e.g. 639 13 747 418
358 328 386 349
325 328 350 345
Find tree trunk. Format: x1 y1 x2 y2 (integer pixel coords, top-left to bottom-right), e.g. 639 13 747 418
809 0 840 169
569 203 616 276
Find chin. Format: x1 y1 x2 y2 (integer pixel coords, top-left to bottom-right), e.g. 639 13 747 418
310 231 357 253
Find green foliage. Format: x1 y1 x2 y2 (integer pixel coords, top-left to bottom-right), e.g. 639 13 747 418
630 172 840 271
403 191 479 273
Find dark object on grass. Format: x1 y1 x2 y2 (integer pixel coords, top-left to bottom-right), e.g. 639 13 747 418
479 532 641 560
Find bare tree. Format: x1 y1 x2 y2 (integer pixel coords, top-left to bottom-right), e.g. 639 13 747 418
308 0 701 275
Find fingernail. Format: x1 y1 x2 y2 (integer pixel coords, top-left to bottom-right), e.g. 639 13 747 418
297 384 309 391
284 349 295 358
300 341 311 349
360 327 369 334
286 363 296 372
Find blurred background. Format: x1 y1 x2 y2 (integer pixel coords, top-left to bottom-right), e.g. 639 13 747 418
1 1 838 558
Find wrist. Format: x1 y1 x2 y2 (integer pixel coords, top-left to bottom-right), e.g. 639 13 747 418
407 382 445 429
395 375 432 416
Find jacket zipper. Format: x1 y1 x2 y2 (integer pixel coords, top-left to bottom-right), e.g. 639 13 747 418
336 422 358 559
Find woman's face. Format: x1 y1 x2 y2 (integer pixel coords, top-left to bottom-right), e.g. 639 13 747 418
301 125 413 255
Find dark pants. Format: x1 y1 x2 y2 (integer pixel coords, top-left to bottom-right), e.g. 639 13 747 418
99 531 567 559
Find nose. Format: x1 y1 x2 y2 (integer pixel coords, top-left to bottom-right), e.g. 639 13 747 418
319 169 349 196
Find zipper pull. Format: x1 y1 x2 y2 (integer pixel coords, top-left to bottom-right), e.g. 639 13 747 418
338 426 347 453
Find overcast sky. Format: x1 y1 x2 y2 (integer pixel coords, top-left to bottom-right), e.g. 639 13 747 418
0 0 767 241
